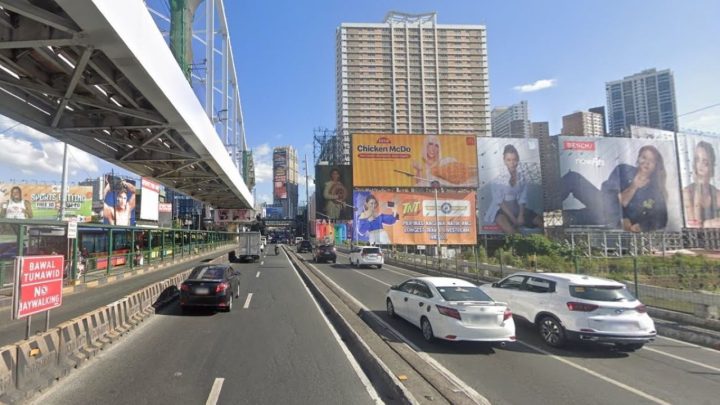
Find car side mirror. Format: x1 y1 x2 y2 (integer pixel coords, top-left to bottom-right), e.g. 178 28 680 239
491 282 499 288
390 284 399 291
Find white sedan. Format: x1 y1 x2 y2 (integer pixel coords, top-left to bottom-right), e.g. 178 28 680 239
386 277 516 343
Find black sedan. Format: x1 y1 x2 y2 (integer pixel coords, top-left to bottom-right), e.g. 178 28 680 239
180 265 240 312
313 244 337 263
297 240 313 253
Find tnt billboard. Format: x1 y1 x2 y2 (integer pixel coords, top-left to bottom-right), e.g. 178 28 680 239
12 255 64 319
352 134 479 187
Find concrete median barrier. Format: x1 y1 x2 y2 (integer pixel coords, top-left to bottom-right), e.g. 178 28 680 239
107 299 131 335
0 344 20 403
57 320 91 375
82 309 114 353
16 331 62 394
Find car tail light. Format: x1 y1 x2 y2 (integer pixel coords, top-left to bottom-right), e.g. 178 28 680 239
566 302 599 312
635 304 647 313
436 305 461 320
445 335 457 340
503 309 512 321
215 283 229 293
180 284 190 292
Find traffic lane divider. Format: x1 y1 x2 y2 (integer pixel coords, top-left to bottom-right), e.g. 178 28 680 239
57 320 91 375
15 330 62 395
0 344 20 403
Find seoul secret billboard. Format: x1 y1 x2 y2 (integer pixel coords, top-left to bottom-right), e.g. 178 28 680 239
477 138 544 234
558 136 682 232
352 134 479 187
352 191 477 245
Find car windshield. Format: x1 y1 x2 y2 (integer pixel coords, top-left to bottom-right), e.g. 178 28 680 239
436 286 492 302
569 285 636 302
320 245 333 251
188 266 225 280
300 241 312 247
362 248 380 254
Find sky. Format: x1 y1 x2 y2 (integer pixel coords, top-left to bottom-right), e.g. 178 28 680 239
1 0 719 209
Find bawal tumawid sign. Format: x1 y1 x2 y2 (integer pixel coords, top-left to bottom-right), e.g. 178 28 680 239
12 255 64 319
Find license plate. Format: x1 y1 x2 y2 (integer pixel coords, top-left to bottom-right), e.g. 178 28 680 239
194 287 209 295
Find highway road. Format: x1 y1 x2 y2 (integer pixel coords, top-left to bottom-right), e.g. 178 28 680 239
303 251 720 405
35 251 379 405
0 252 227 347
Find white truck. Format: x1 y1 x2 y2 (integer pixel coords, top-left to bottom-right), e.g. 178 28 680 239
229 232 263 263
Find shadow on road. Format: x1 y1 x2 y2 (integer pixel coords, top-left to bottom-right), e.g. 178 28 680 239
156 301 218 317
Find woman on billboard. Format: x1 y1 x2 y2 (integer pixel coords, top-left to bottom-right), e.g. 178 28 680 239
485 144 542 233
358 194 398 245
412 135 442 187
562 145 668 232
323 168 348 219
683 141 720 228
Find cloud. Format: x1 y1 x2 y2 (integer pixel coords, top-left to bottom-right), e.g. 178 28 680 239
254 143 271 157
514 79 557 93
256 193 272 204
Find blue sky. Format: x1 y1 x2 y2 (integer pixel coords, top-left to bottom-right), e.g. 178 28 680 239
1 0 719 208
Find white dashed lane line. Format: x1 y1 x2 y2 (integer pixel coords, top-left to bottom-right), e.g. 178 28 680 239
243 293 253 309
205 377 224 405
256 271 261 278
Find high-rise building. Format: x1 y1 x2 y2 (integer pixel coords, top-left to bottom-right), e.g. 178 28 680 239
336 12 491 159
537 133 561 211
530 121 549 138
605 68 678 136
561 111 604 137
491 101 530 137
588 106 607 135
273 146 299 219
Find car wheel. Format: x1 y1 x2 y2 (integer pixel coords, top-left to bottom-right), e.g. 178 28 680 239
538 316 566 347
616 343 644 352
421 317 435 342
386 298 396 318
224 295 233 312
180 305 188 315
377 265 383 269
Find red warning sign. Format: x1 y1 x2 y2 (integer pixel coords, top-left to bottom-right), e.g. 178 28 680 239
12 255 64 319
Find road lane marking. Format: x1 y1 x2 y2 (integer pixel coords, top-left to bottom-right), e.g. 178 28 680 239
311 262 489 405
352 270 392 287
256 271 261 278
655 335 720 353
644 346 720 372
243 293 253 309
516 341 671 405
284 254 382 403
205 377 224 405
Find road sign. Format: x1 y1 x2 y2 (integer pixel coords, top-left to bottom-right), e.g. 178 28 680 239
12 255 64 319
67 220 78 239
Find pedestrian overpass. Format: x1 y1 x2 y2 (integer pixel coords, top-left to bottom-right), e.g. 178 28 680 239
0 0 253 209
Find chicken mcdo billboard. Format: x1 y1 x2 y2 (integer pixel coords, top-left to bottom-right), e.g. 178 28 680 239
352 134 479 187
352 191 477 245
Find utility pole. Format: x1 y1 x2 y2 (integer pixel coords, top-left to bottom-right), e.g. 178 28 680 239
305 154 310 239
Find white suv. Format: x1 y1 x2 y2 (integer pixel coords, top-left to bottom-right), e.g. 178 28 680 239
349 246 384 269
480 272 656 350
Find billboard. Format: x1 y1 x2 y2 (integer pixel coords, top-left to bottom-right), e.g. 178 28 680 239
316 219 335 243
0 183 93 221
352 134 479 187
273 149 287 199
158 202 173 228
558 136 682 232
477 139 544 234
214 209 254 223
139 178 160 221
102 175 137 226
315 165 353 220
352 191 477 245
265 206 283 219
677 132 720 228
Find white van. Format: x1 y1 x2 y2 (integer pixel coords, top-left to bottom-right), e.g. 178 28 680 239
295 237 304 245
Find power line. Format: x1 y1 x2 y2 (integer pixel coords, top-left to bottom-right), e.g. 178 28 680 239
678 103 720 118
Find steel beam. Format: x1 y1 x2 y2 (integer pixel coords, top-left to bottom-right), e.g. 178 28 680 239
0 0 80 34
51 46 93 127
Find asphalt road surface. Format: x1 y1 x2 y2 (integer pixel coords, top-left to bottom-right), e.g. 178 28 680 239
35 250 378 405
303 251 720 405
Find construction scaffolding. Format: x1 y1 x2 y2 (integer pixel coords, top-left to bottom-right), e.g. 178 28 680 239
313 128 350 165
566 230 684 258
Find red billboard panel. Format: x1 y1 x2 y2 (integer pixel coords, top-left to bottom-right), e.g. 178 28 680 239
13 255 64 319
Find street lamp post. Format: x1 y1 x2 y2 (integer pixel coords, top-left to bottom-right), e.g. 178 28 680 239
393 169 442 258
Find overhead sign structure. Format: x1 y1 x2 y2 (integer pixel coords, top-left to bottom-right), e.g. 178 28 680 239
352 134 479 188
352 191 477 245
12 255 64 319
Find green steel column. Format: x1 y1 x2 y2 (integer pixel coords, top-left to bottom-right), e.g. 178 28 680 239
71 237 78 280
107 229 113 274
130 229 135 270
172 231 176 259
161 230 165 261
148 230 153 266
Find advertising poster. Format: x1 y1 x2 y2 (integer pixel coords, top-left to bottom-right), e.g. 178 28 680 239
558 136 682 232
273 149 288 199
158 203 173 228
102 175 137 226
265 206 283 219
352 191 477 245
0 183 93 221
334 223 347 245
477 138 544 234
677 132 720 228
315 219 335 244
315 165 353 220
214 209 254 223
139 178 160 221
352 134 479 187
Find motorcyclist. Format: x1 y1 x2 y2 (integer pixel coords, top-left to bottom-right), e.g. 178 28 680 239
275 244 280 255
